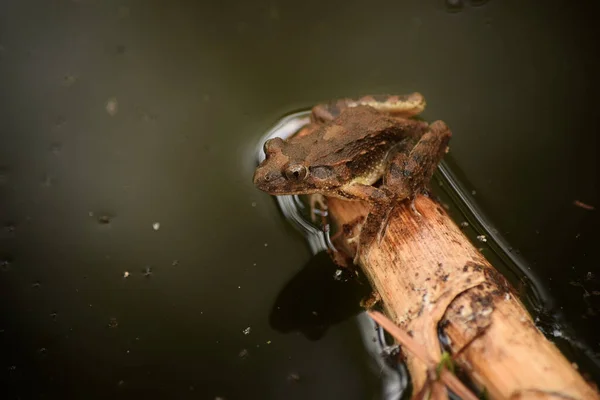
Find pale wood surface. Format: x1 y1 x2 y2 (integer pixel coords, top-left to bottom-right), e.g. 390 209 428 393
326 195 599 399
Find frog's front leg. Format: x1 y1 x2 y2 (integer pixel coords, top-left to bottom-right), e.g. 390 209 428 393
340 121 452 263
311 93 427 123
383 120 452 205
336 183 395 263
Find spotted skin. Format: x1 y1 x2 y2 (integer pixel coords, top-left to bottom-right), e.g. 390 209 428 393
254 93 451 263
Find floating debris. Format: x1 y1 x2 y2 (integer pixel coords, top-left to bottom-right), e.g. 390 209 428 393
238 349 249 359
573 200 595 211
63 74 76 87
143 266 152 277
242 327 251 335
459 221 469 228
108 317 118 328
97 215 112 224
333 269 343 281
123 271 130 278
476 234 487 243
152 222 160 231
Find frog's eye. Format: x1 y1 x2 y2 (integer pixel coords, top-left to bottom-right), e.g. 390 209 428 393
284 163 308 181
263 137 284 155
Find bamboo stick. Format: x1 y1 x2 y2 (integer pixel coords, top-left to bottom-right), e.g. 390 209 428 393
326 195 599 399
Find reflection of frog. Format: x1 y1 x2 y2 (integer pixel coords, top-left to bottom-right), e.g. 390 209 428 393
253 93 452 262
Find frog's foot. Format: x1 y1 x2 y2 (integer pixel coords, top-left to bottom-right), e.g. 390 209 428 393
308 193 328 224
409 195 422 218
353 198 394 265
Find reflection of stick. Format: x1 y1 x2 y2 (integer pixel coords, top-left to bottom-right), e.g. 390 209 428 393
327 195 599 399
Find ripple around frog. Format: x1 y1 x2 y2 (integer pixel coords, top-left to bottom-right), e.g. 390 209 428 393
254 109 577 399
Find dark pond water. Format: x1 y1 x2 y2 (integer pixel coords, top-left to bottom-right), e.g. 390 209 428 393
1 0 599 398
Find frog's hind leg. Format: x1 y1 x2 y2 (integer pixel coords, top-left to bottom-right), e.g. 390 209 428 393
383 120 453 211
310 92 427 123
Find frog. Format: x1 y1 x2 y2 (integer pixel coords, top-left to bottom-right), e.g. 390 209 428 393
253 93 452 263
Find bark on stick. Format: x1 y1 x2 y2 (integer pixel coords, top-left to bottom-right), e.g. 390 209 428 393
326 195 598 400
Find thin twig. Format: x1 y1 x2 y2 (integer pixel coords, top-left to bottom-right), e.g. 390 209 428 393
368 311 479 400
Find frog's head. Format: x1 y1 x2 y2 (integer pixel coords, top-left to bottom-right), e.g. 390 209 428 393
254 137 313 195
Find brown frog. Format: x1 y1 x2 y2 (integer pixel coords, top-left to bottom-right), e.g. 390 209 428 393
253 93 452 262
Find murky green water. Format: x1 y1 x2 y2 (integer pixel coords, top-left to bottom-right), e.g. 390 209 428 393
1 0 598 398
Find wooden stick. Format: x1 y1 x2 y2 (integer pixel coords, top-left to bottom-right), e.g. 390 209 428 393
326 195 599 400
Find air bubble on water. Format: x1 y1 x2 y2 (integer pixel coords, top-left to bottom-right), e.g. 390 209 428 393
445 0 464 13
50 142 62 155
3 222 16 234
41 174 56 187
63 74 76 87
55 116 67 129
1 256 12 272
106 97 119 116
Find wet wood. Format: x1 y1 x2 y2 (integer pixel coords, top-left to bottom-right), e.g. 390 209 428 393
326 195 599 400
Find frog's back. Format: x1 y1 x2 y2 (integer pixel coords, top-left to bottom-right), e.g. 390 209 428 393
305 106 426 166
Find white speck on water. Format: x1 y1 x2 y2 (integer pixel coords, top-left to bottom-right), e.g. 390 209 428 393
238 286 241 289
242 327 251 335
123 271 130 278
251 201 257 207
552 329 563 338
106 97 118 116
252 262 257 266
152 222 160 231
264 243 268 247
266 340 271 344
471 190 477 195
459 221 469 228
334 269 343 280
476 235 487 242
